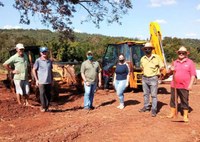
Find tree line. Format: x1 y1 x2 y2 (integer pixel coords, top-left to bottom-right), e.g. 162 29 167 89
0 29 200 63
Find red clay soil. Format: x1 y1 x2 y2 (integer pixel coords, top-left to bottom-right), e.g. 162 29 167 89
0 73 200 142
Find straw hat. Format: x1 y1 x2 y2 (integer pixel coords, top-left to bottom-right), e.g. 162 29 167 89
177 46 189 54
142 42 155 49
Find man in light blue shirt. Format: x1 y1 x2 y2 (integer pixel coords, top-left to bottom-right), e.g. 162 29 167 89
32 47 53 112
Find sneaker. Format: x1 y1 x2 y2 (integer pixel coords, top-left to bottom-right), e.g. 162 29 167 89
45 108 51 112
151 110 157 117
84 107 91 110
40 108 46 112
139 107 150 112
90 106 95 110
117 104 124 109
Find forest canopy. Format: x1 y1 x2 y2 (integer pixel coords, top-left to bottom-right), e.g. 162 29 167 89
0 29 200 64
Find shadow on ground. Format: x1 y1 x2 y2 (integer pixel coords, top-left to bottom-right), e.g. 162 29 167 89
124 100 140 106
96 99 116 108
158 87 171 95
157 101 168 113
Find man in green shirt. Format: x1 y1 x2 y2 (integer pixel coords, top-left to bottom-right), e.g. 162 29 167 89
3 43 30 105
139 42 164 117
81 51 102 110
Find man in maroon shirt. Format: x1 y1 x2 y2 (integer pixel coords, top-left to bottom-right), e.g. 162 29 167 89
167 46 196 122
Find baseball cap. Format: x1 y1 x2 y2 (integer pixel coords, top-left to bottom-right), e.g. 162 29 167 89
87 50 93 55
16 43 25 49
40 47 48 52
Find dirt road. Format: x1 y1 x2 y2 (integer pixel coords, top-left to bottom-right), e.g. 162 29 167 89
0 74 200 142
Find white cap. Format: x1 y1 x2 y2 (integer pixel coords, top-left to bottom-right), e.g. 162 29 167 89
16 43 25 49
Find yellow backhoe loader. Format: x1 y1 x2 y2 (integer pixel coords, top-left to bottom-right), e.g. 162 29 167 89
102 22 168 89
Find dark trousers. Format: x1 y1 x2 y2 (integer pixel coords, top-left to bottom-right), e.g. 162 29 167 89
170 87 189 110
103 76 109 89
39 84 52 109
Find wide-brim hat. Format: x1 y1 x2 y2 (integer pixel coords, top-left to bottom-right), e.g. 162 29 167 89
176 46 189 54
16 43 25 49
142 42 155 49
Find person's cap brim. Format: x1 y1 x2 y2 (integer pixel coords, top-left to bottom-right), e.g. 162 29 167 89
87 51 93 55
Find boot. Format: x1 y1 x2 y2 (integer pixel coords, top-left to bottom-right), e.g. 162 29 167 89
183 110 189 123
167 107 176 118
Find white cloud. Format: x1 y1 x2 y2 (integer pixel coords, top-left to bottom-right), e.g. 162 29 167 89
154 19 167 24
3 25 22 29
197 4 200 10
135 34 145 40
150 0 177 7
185 33 197 38
73 29 82 33
196 19 200 22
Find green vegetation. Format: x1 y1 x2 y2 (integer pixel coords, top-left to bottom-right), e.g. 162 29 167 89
195 63 200 70
0 29 200 64
163 37 200 63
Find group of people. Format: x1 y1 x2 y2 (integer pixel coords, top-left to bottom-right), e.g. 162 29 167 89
3 42 196 122
3 44 53 112
81 42 196 123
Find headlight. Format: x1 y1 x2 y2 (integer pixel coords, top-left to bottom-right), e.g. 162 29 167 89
137 74 143 79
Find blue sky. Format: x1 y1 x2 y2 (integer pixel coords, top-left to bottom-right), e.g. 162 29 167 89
0 0 200 40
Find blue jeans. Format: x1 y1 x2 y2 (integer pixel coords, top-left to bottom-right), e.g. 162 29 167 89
142 76 158 111
84 82 97 109
114 79 127 104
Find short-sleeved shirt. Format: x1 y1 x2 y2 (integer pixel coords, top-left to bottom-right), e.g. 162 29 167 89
33 58 53 84
140 54 164 77
3 53 28 80
80 60 101 84
171 58 196 90
115 63 129 80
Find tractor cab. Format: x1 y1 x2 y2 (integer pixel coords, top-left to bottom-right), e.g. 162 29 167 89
102 41 146 89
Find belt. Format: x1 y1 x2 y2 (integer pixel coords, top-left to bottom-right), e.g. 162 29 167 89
143 75 158 78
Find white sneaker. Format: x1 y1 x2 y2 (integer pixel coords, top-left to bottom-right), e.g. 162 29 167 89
117 104 124 109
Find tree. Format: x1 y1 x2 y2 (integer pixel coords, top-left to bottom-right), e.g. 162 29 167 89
0 0 132 40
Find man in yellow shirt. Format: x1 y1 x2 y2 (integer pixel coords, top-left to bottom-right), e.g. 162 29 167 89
139 42 164 117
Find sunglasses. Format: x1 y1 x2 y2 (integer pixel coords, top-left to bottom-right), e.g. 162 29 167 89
143 48 152 51
42 51 48 54
178 51 187 55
